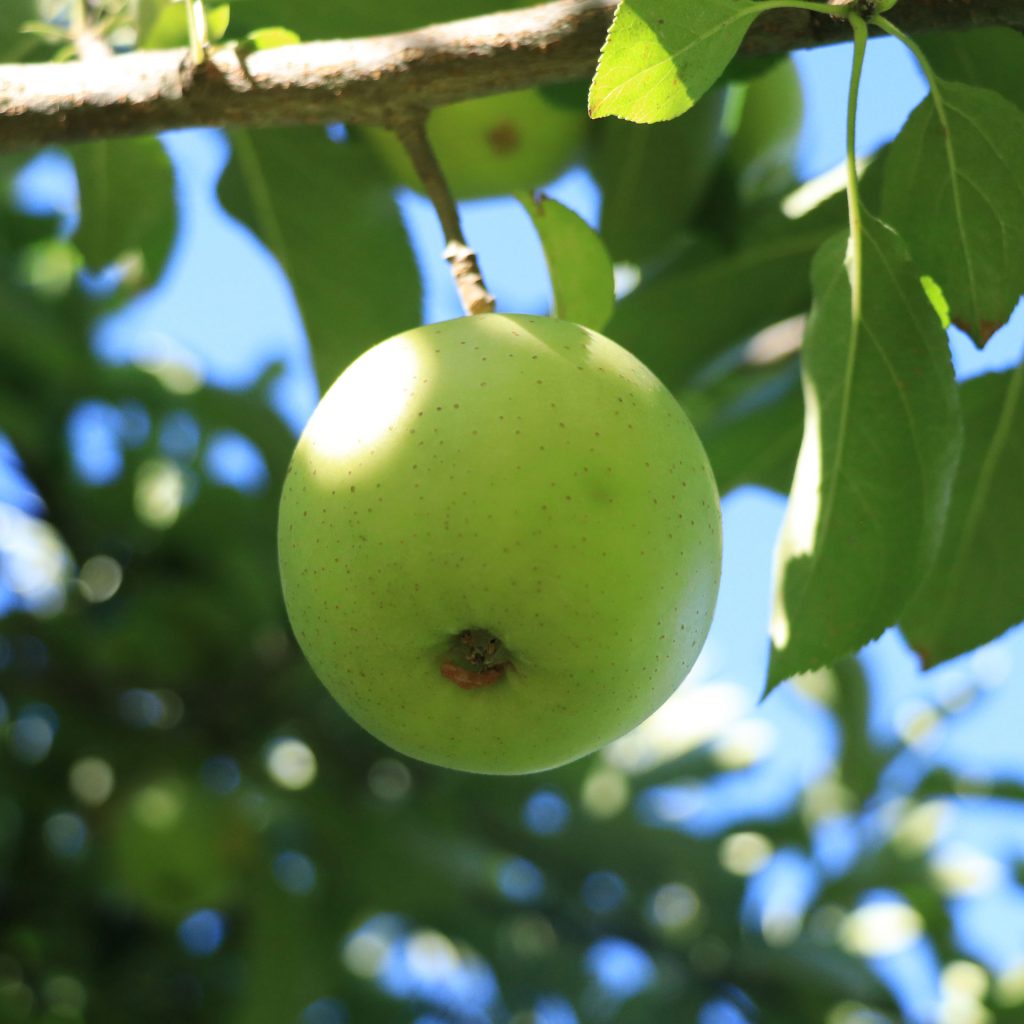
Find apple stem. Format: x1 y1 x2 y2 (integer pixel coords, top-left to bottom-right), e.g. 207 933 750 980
391 114 496 317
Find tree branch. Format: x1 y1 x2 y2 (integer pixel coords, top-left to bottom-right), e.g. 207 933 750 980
1 0 1022 151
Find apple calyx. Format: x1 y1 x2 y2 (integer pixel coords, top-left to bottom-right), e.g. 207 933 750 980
440 628 511 690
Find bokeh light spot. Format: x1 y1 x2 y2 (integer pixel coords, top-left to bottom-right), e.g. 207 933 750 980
178 909 226 956
274 850 317 895
367 758 412 802
43 812 87 859
68 757 115 807
523 789 570 835
719 832 773 877
77 554 123 603
265 737 318 790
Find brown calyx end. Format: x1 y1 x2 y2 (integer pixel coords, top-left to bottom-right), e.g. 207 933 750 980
440 628 511 690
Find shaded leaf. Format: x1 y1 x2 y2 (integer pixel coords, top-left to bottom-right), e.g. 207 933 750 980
882 79 1024 345
726 55 804 202
918 27 1024 113
218 127 420 392
70 136 176 280
589 0 761 123
609 191 847 390
769 216 962 687
900 364 1024 668
590 87 726 263
517 192 614 331
225 0 537 40
681 353 802 495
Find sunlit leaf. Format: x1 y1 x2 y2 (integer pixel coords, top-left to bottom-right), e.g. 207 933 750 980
882 79 1024 345
517 192 614 331
768 215 962 687
239 26 301 52
901 364 1024 668
589 0 762 123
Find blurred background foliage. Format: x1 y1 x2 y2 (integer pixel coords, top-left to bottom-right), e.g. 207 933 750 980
3 2 1024 1023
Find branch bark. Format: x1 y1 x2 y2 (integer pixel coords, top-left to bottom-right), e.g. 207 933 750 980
1 0 1023 151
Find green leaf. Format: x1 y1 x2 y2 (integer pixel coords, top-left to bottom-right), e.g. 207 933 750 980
609 195 846 390
900 363 1024 668
682 354 803 495
225 0 538 41
918 27 1024 113
219 127 420 392
240 26 301 52
70 136 176 281
0 0 47 61
517 192 614 331
882 79 1024 345
138 0 230 49
768 215 962 688
589 87 727 263
588 0 762 124
726 55 804 202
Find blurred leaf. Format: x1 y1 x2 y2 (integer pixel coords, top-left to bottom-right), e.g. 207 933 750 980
589 87 727 263
219 126 420 391
917 28 1024 112
769 216 962 687
137 0 230 48
0 0 47 61
231 873 343 1024
239 26 301 52
225 0 537 40
517 192 614 331
726 56 804 202
589 0 761 123
901 364 1024 668
70 136 176 280
882 79 1024 345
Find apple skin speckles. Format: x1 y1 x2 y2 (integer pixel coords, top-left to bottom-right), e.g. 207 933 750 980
278 313 722 775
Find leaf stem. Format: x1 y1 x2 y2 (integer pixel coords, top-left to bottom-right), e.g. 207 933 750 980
846 12 868 321
871 15 943 119
184 0 209 66
872 13 983 337
390 115 495 316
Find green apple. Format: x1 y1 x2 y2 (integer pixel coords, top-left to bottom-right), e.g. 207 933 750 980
278 314 722 774
727 57 805 201
362 89 586 199
106 776 254 921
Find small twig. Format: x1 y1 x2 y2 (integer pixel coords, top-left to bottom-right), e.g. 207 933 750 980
391 114 495 316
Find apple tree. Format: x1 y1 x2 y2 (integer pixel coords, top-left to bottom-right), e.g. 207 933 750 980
1 0 1024 1021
